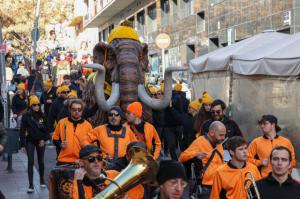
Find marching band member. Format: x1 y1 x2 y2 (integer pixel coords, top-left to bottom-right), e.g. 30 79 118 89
82 106 137 160
210 136 261 199
155 160 188 199
125 102 161 160
72 145 144 199
256 146 300 199
52 99 92 165
179 121 226 198
248 115 296 177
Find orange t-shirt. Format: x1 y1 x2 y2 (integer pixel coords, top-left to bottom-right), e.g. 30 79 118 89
179 135 224 185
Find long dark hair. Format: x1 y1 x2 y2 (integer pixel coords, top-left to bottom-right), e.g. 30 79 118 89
193 105 211 132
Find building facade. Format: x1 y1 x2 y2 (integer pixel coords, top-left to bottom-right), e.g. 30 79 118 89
83 0 300 77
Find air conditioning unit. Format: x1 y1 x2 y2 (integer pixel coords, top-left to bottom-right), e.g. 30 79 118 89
283 10 291 26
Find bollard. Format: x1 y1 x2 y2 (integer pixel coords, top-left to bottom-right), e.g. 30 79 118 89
4 128 20 173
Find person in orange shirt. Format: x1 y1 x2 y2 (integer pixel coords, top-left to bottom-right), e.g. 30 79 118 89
210 136 261 199
72 145 144 199
179 121 226 198
52 99 93 165
125 102 161 160
247 115 296 177
82 106 137 160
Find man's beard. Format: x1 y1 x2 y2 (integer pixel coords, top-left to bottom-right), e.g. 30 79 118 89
127 120 134 125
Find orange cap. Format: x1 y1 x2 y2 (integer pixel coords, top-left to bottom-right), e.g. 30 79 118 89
127 102 142 118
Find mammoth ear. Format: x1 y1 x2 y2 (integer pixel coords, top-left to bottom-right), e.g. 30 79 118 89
141 43 150 73
107 44 118 82
92 42 107 65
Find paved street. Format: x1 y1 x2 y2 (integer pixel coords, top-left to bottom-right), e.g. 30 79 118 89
0 152 49 199
34 145 57 186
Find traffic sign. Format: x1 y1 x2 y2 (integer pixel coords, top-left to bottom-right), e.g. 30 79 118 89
31 29 40 41
0 43 7 54
155 33 171 49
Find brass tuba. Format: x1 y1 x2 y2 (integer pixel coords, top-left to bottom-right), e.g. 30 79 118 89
93 147 159 199
244 171 261 199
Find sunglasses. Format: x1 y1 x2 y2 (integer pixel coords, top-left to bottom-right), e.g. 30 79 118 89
71 108 83 112
211 110 222 114
84 155 102 163
61 91 70 94
108 112 120 117
32 104 40 107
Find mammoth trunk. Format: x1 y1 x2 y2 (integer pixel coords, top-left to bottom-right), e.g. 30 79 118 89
119 63 140 110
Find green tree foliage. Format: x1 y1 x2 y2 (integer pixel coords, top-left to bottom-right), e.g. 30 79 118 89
0 0 74 55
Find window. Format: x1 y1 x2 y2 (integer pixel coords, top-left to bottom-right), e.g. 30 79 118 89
180 0 193 19
161 0 170 26
171 0 178 22
186 44 195 63
208 0 225 6
98 32 102 42
102 28 109 42
209 37 219 51
196 11 205 32
137 10 145 36
109 24 114 33
150 54 159 74
128 16 135 28
147 3 157 33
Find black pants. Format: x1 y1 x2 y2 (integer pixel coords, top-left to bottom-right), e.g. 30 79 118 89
25 141 45 186
163 127 182 160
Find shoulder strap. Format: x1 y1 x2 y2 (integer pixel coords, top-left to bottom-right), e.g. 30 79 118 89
130 124 146 143
77 180 86 199
201 150 217 177
201 136 223 178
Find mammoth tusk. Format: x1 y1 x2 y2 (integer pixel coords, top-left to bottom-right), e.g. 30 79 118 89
138 66 188 110
84 64 119 111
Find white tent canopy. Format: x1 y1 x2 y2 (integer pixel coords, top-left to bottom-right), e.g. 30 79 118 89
189 31 299 76
233 32 300 76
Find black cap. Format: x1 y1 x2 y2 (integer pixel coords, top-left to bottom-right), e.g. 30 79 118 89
258 115 281 132
79 145 101 159
109 106 124 118
126 141 147 153
157 160 187 185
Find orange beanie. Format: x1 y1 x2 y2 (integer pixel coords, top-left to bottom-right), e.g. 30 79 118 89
127 102 142 118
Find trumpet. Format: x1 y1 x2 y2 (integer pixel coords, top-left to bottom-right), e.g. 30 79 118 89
244 171 261 199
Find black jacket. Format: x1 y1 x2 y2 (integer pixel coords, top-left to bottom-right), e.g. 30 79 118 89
201 116 243 138
256 173 300 199
11 94 27 115
106 156 129 172
164 91 183 127
181 113 196 150
20 110 50 147
48 97 65 131
0 123 7 147
40 87 56 116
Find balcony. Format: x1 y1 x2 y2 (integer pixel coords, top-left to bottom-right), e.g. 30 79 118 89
84 0 137 28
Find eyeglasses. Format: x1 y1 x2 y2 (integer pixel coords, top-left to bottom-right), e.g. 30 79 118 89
168 179 188 189
108 112 120 117
211 110 222 114
32 104 40 107
71 108 83 112
84 155 103 163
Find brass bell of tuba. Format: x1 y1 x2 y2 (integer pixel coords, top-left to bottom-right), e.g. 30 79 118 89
244 171 261 199
93 146 159 199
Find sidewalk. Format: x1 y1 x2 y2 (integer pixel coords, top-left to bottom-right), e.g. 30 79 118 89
0 152 49 199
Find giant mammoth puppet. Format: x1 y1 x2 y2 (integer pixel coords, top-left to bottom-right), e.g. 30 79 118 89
84 22 187 117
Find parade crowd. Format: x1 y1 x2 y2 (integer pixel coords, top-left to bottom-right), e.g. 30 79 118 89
1 46 300 199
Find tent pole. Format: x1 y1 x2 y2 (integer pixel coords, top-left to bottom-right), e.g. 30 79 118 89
228 63 233 118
